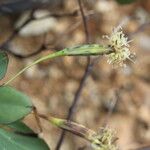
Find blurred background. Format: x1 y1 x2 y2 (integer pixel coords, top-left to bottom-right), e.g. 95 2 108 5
0 0 150 150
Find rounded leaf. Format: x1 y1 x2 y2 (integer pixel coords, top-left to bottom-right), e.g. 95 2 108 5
0 121 49 150
0 86 33 124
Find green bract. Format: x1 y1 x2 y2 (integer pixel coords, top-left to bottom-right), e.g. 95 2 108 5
5 44 109 85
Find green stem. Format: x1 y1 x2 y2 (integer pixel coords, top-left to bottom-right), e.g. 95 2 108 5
5 50 65 85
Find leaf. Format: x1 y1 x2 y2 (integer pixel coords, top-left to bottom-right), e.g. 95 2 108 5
116 0 136 4
8 121 33 133
0 86 33 124
0 121 49 150
0 51 9 80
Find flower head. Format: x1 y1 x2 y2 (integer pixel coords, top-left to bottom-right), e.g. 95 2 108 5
91 127 118 150
103 26 135 67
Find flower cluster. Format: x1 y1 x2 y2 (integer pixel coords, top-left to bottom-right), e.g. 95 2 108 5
104 26 135 67
91 127 118 150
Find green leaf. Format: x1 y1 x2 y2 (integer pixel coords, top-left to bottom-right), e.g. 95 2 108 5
0 51 9 80
0 121 49 150
8 121 33 133
116 0 136 4
0 86 33 124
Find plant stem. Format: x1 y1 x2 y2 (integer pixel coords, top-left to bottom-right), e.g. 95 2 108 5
4 44 111 85
5 50 64 85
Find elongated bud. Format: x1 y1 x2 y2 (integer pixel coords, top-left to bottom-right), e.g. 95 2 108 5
44 115 118 150
63 44 112 56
